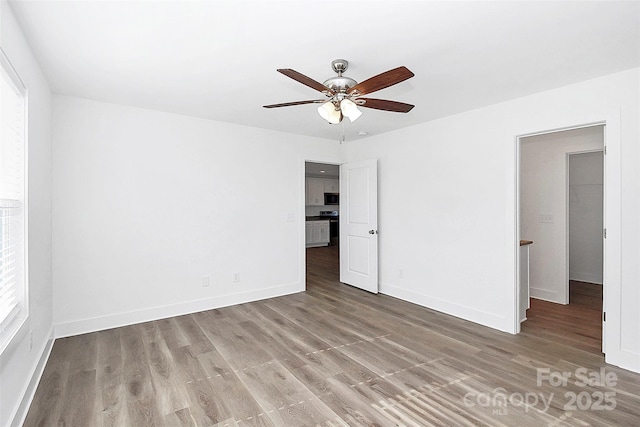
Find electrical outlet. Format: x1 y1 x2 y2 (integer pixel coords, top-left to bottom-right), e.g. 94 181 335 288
398 269 404 279
233 272 240 282
202 276 210 287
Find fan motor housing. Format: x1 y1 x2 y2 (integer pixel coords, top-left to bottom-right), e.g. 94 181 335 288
323 76 357 93
323 59 357 93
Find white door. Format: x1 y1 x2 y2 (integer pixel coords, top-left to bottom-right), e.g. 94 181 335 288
340 159 378 293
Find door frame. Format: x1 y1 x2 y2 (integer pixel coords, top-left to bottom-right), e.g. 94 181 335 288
513 112 620 366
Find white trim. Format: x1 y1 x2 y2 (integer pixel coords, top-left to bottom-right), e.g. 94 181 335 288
54 283 301 338
529 288 562 303
9 327 54 427
380 283 510 332
514 122 607 140
568 273 603 285
513 134 521 333
564 151 570 304
0 46 27 91
0 46 30 355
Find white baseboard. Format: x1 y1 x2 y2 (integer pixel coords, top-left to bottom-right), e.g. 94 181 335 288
569 272 603 285
380 283 511 333
530 287 565 304
54 283 302 338
11 328 55 427
607 348 640 374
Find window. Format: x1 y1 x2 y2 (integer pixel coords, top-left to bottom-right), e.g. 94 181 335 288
0 47 27 354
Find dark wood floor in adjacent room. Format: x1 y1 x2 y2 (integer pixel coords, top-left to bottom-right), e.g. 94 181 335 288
24 245 640 426
522 280 604 356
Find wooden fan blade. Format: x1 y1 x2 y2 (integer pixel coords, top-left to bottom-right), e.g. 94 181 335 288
263 100 325 108
348 66 414 96
358 98 414 113
277 69 334 94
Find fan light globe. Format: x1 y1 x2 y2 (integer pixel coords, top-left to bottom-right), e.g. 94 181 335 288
318 101 342 124
340 99 362 122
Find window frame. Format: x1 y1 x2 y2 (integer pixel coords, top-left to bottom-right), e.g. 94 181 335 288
0 46 29 355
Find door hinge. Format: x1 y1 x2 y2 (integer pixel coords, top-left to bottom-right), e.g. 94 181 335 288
603 228 607 238
603 312 606 322
604 146 607 155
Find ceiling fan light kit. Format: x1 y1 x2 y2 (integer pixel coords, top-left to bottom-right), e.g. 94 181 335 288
264 59 415 125
340 98 362 122
318 101 342 124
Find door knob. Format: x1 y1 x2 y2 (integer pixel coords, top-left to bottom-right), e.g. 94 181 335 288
369 229 376 234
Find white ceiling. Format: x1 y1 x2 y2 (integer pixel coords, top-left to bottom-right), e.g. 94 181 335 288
9 1 640 142
305 162 340 178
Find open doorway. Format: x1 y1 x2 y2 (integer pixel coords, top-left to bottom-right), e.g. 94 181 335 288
518 125 604 354
568 151 604 288
304 162 340 288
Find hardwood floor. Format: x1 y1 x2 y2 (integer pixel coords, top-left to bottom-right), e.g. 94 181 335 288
522 281 603 355
24 246 640 426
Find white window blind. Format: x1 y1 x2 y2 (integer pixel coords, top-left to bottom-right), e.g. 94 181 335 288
0 48 27 352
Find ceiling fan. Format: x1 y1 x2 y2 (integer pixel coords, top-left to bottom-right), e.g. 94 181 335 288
263 59 415 124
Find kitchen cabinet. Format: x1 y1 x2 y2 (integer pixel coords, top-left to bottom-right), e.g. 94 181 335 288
324 178 339 193
305 221 313 243
306 178 325 206
317 221 330 242
306 220 330 247
306 177 340 205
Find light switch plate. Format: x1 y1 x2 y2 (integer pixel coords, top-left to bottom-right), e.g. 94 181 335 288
538 214 554 223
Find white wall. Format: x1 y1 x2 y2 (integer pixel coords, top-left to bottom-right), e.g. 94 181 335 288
0 2 53 426
52 96 342 336
569 151 604 284
343 68 640 372
520 126 603 303
344 113 516 332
